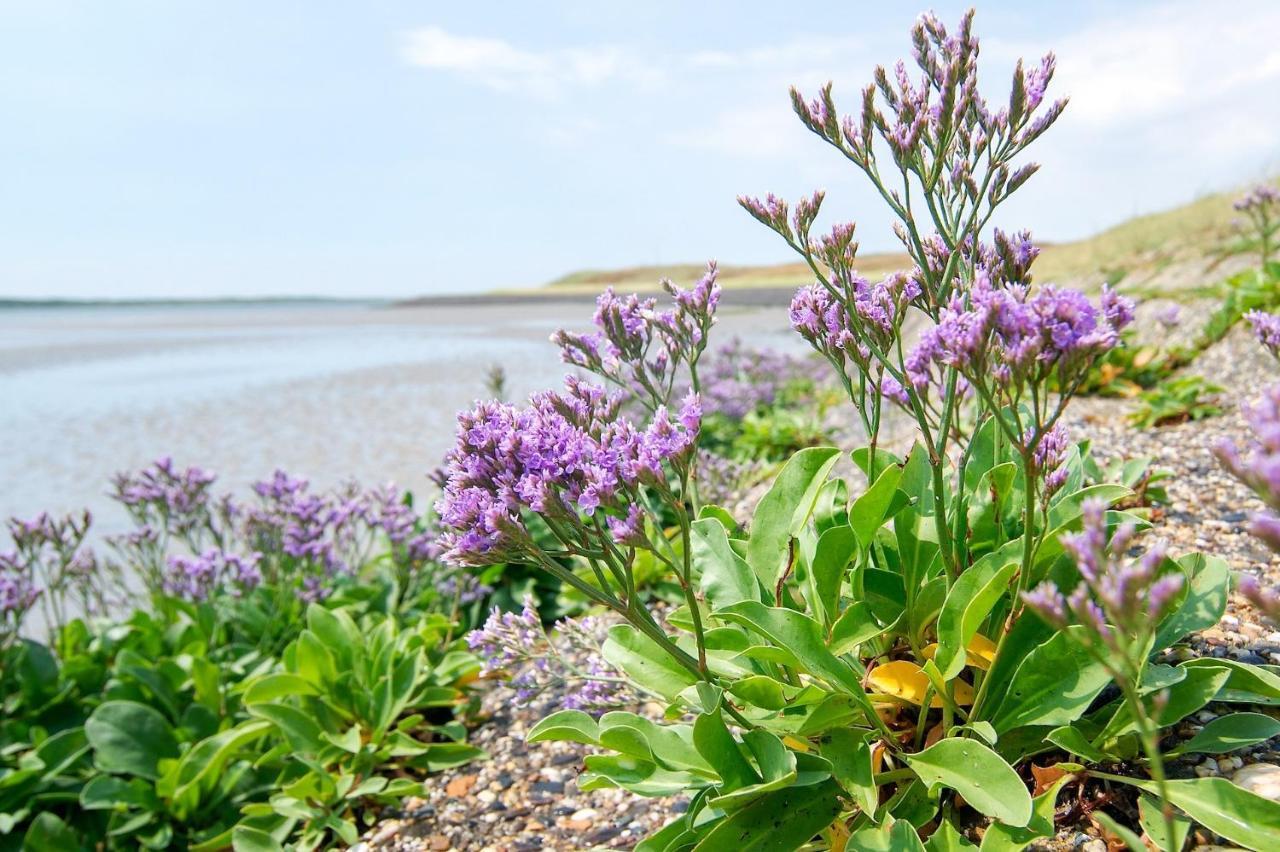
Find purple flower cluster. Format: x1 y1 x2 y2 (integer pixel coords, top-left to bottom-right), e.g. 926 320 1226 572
1024 500 1182 644
1025 423 1071 495
163 549 262 603
696 339 827 420
434 376 700 565
552 264 720 411
112 457 226 539
434 571 493 606
1247 311 1280 360
905 272 1133 397
1234 185 1280 214
1 551 40 637
1215 385 1280 561
466 599 630 713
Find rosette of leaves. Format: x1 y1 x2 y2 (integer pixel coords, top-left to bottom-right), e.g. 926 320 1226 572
1128 375 1224 429
234 606 484 850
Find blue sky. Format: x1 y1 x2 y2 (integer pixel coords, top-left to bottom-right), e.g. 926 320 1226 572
1 1 1278 300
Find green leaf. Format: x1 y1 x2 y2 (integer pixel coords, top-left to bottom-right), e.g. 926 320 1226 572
829 602 890 656
526 710 600 746
849 817 928 851
926 821 977 851
935 552 1019 680
745 447 841 589
1099 773 1280 851
1098 664 1230 743
850 464 906 550
162 720 273 819
232 825 285 852
1153 554 1229 651
1167 712 1280 757
810 525 857 628
1090 812 1144 852
694 517 761 611
1045 726 1113 764
23 812 81 852
80 775 155 810
248 703 325 752
692 779 842 851
822 728 877 818
906 739 1032 827
989 627 1110 734
244 672 321 704
716 602 862 695
977 771 1074 852
85 700 180 781
603 624 699 701
1137 793 1189 852
1181 656 1280 704
693 711 760 791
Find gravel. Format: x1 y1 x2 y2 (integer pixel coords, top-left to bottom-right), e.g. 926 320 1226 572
361 327 1280 851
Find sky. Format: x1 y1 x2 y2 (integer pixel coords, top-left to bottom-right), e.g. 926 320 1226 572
1 1 1278 300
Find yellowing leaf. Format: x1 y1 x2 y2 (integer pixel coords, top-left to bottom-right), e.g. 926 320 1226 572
867 661 974 707
921 634 997 671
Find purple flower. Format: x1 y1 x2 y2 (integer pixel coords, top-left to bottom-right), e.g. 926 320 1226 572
434 376 697 566
1025 499 1182 648
1247 311 1280 360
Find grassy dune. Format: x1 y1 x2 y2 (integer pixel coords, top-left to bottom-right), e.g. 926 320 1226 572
530 181 1273 298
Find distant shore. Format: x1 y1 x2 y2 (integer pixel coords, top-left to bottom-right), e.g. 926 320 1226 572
393 284 801 309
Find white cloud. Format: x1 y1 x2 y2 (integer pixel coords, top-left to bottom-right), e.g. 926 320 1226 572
400 27 663 98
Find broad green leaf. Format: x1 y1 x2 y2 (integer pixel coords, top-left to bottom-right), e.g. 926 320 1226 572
1167 712 1280 757
1090 812 1144 852
977 771 1074 852
603 624 699 701
848 817 928 851
163 720 273 819
526 710 600 746
746 447 841 589
851 446 903 481
810 525 857 628
926 821 977 850
850 464 906 550
1045 726 1112 764
80 774 156 810
600 713 711 775
694 517 761 610
693 710 760 791
692 779 843 851
822 728 877 818
85 700 180 781
580 755 705 797
1138 793 1190 852
1098 664 1230 743
935 552 1019 680
1153 554 1229 651
23 813 80 852
906 739 1032 827
232 825 284 852
829 601 890 656
1098 773 1280 851
717 602 862 695
241 670 320 701
1181 656 1280 704
247 703 325 752
989 627 1110 734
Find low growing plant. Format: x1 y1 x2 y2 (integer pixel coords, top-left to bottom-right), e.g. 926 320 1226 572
1128 374 1224 429
436 10 1280 850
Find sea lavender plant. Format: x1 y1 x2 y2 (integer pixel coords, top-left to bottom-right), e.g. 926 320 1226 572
4 510 113 637
1234 184 1280 267
467 598 633 713
1023 500 1183 843
551 263 720 412
0 551 40 648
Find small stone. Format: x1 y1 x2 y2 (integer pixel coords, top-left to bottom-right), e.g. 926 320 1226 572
427 835 452 851
445 775 476 798
1233 762 1280 802
1080 839 1106 852
1218 757 1236 773
570 808 598 822
476 790 496 805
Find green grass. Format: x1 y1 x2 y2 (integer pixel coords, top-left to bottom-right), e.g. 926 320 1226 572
525 178 1277 297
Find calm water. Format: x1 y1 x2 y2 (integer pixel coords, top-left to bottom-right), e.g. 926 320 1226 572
0 299 797 537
